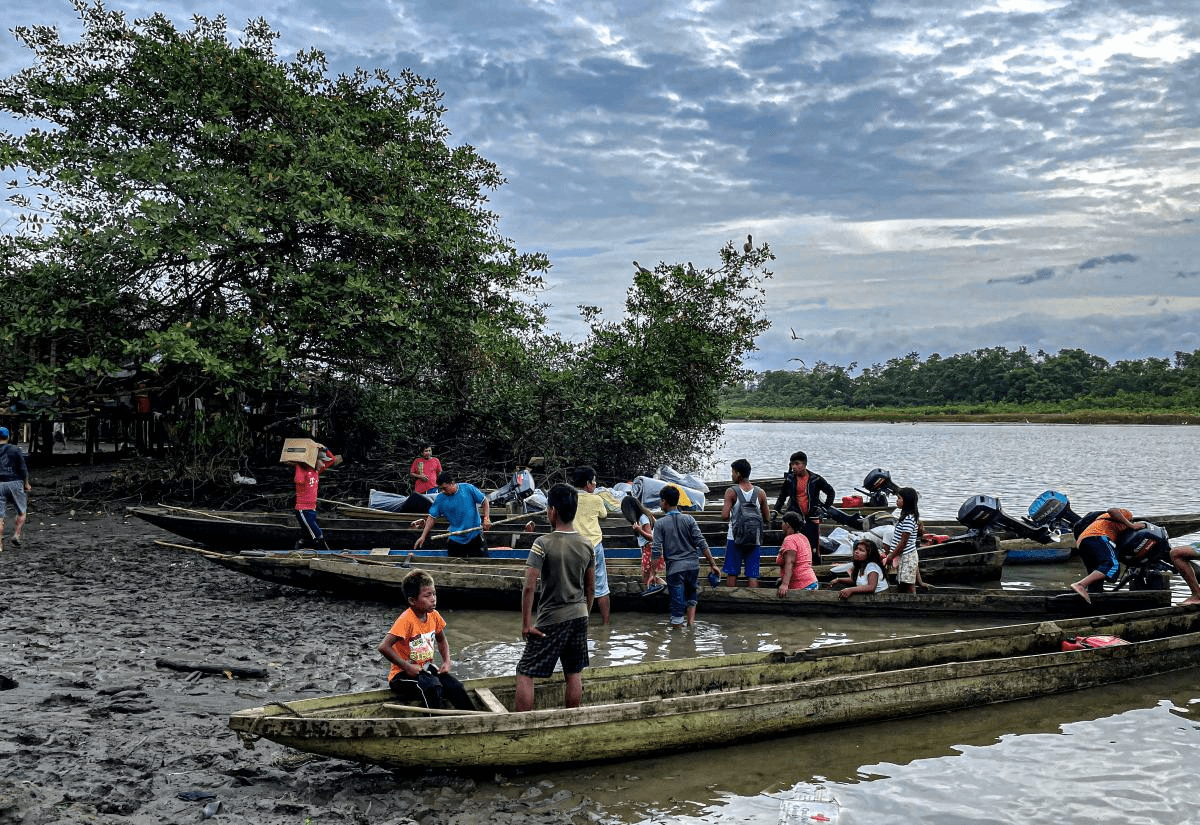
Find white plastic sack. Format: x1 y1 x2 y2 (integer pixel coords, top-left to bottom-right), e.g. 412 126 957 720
655 466 711 494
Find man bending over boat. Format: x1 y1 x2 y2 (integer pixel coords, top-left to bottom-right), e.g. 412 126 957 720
651 484 722 628
1069 507 1145 603
1169 541 1200 605
413 472 491 557
516 483 595 711
377 569 473 711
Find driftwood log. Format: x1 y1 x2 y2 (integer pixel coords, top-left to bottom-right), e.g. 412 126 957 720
154 657 268 679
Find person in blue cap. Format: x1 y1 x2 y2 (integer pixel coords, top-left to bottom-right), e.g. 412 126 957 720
0 427 31 551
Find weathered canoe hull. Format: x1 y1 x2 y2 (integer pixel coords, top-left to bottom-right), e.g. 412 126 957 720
186 545 1165 618
228 606 1200 769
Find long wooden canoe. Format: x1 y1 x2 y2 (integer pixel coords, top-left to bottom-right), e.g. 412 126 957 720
228 605 1200 770
133 505 1000 575
179 544 1165 618
134 504 1200 559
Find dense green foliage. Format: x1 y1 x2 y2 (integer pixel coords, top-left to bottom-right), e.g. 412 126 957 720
724 347 1200 414
0 3 769 481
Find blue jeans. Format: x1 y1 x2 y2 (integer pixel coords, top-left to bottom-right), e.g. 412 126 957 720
666 569 699 625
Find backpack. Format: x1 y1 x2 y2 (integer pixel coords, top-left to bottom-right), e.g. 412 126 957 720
1071 510 1107 541
730 485 764 546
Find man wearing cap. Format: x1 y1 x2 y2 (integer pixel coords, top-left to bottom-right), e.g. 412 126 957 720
0 427 31 551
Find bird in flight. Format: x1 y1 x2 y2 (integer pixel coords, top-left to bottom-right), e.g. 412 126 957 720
789 327 803 340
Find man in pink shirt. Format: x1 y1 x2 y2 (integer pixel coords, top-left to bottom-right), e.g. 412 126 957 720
290 445 341 549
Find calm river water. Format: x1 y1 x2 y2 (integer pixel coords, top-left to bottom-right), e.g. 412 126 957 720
450 422 1200 824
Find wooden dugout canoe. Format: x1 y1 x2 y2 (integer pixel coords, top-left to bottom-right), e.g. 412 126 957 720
179 544 1166 618
134 503 1200 559
134 504 1000 578
228 605 1200 770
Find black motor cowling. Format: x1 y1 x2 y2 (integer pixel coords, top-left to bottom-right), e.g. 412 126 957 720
1111 523 1173 592
858 469 898 507
1115 524 1171 566
956 494 1056 543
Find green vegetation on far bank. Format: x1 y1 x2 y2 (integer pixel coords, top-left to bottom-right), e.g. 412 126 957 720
722 405 1199 425
722 347 1200 427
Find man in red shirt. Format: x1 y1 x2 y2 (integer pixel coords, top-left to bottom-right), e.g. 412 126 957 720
410 446 442 494
290 445 341 549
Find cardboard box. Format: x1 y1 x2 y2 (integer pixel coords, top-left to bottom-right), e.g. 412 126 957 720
280 438 321 466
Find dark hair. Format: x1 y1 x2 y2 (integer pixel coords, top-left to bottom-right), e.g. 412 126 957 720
437 471 456 486
897 487 920 520
851 536 885 580
571 466 596 488
621 495 654 526
789 451 807 464
781 512 803 532
402 569 435 602
659 484 680 506
731 458 752 479
546 483 579 523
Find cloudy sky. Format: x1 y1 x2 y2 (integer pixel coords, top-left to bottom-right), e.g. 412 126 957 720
4 0 1200 372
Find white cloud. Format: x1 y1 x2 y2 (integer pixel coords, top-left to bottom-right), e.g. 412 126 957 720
4 0 1200 369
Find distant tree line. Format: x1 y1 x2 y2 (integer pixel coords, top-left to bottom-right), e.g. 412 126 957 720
724 348 1200 411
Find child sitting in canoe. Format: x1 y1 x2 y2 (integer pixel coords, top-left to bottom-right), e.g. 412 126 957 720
377 569 474 711
828 536 889 599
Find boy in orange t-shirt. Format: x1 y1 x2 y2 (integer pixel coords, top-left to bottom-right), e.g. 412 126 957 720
377 570 473 710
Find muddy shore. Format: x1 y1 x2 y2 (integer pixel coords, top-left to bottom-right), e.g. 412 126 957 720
0 501 614 825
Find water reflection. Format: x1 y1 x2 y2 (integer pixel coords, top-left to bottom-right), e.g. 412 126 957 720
516 669 1200 825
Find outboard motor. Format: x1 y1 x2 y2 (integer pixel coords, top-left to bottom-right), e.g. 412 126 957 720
487 468 539 510
857 469 899 507
956 494 1056 544
813 501 867 531
1110 523 1173 591
1026 490 1081 534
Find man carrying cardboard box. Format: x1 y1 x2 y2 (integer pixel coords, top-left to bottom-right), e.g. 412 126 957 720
287 443 342 549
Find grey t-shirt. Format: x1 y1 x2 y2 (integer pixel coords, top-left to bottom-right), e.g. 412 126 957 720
526 530 594 627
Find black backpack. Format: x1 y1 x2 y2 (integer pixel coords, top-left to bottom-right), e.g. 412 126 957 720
730 486 764 546
1071 510 1108 540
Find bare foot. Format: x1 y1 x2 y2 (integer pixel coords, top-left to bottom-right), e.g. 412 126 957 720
1181 596 1200 606
1070 582 1092 604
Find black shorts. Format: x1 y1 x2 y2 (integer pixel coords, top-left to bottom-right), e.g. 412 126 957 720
516 616 589 678
447 534 488 557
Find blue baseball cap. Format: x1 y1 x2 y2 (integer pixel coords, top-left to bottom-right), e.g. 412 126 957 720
0 427 9 439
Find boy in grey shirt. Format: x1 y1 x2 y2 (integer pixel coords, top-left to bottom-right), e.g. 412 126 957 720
651 485 721 627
